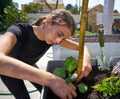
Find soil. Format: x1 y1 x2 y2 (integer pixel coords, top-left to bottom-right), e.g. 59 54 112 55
41 59 120 99
76 66 112 99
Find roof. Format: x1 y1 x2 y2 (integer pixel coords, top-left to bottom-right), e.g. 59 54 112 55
88 4 103 11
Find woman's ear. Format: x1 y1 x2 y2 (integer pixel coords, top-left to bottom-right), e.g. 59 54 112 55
45 17 51 25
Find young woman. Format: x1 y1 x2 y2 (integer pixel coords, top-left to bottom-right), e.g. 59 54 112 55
0 9 92 99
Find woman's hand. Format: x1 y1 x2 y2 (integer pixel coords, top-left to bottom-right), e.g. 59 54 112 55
48 75 77 99
76 58 92 82
76 45 92 82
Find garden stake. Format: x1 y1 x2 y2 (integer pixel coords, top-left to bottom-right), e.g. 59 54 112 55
77 0 89 75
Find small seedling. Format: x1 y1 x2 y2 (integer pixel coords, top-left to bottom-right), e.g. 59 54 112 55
53 56 88 93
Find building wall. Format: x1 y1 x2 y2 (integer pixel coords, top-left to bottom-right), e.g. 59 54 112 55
28 13 80 24
87 4 103 32
21 0 64 11
40 3 64 9
33 0 63 4
32 0 64 9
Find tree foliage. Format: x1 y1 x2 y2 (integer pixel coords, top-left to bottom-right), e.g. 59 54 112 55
114 10 119 13
65 4 81 14
65 4 73 10
0 2 30 32
22 3 43 13
0 0 12 16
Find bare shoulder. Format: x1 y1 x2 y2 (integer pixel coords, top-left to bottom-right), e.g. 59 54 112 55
0 32 17 55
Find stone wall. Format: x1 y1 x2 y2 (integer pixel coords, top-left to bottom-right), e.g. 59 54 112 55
71 34 120 43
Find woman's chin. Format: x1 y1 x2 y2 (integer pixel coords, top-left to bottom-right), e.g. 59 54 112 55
46 40 53 45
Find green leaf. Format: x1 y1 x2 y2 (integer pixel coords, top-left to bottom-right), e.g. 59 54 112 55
92 76 120 97
77 83 88 93
64 56 77 73
53 68 66 79
91 84 101 90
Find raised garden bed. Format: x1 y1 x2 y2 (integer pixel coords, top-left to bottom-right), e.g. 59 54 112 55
40 57 120 99
71 34 120 43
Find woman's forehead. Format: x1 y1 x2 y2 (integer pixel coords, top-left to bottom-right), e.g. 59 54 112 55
59 26 72 37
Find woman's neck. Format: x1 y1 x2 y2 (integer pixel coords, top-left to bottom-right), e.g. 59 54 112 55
33 25 45 41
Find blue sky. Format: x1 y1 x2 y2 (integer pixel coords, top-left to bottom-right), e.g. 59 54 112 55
13 0 120 12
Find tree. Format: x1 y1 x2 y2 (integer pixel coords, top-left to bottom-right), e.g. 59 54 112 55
65 4 80 14
22 3 43 13
65 4 73 10
0 0 12 21
0 0 12 14
114 10 119 13
0 2 29 32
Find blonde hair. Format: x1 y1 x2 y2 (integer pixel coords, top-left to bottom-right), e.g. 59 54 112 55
32 9 75 36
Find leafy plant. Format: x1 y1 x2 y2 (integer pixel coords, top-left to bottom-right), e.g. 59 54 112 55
0 2 30 32
92 75 120 97
75 30 93 34
53 56 88 93
92 24 120 98
22 3 43 13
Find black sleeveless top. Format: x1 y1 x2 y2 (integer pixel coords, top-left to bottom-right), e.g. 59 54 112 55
6 23 52 65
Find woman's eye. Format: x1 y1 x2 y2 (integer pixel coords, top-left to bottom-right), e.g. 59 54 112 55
57 32 63 37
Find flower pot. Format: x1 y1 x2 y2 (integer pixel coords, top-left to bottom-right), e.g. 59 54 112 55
40 57 120 99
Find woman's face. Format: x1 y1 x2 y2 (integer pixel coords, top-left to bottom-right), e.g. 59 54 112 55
44 24 72 44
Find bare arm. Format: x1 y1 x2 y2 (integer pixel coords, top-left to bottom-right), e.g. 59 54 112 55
59 39 79 50
0 32 53 86
60 39 92 81
59 39 91 58
0 32 77 98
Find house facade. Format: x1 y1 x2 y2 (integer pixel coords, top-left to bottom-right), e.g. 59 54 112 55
35 0 64 11
87 4 103 33
87 4 120 34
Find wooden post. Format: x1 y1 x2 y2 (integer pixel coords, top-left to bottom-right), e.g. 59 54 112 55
77 0 89 75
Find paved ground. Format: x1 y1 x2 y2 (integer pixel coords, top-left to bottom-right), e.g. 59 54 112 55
0 47 53 99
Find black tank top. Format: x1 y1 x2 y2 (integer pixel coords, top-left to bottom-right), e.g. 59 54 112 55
6 23 52 65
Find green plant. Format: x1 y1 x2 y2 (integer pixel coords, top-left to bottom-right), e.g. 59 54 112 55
53 56 88 93
91 24 120 98
75 30 93 34
22 3 43 13
0 2 30 32
92 75 120 97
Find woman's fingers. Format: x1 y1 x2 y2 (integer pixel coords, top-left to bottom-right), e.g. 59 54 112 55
69 83 76 90
68 83 77 98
